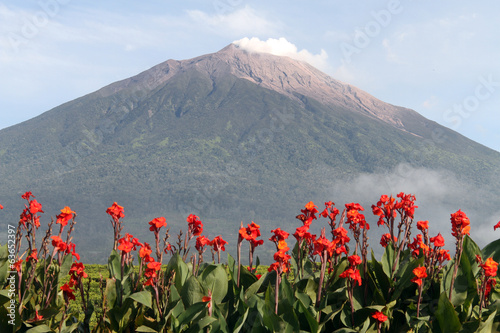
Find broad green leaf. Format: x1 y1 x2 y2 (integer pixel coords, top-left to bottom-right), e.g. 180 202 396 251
167 254 190 290
434 292 461 333
176 301 206 326
391 256 423 302
105 278 117 309
25 325 52 333
462 235 481 276
58 253 73 280
107 249 121 280
180 275 205 306
381 243 396 279
199 264 228 304
245 272 269 299
136 325 159 333
129 290 152 308
232 307 249 333
476 310 496 333
185 316 217 333
297 296 319 333
482 238 500 263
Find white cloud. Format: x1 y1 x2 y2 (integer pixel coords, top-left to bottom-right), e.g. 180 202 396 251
188 6 279 37
232 37 329 70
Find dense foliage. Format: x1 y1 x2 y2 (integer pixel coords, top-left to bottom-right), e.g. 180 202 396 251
1 192 499 332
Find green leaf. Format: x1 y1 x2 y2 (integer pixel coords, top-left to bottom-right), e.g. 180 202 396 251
25 325 52 333
381 243 396 279
185 316 217 333
167 254 191 291
180 275 205 306
482 238 500 263
232 307 250 333
176 301 206 326
136 325 159 333
462 235 481 276
129 290 152 308
245 272 269 299
434 292 461 333
476 309 497 333
107 249 121 280
199 264 228 304
297 296 319 333
105 278 117 309
391 256 424 302
58 253 73 280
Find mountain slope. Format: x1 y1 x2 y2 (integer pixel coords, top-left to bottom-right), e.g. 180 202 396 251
1 44 499 262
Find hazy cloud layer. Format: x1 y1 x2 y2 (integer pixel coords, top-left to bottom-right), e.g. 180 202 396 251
322 164 500 253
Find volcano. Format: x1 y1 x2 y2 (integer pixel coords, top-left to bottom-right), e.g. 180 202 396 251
1 44 499 262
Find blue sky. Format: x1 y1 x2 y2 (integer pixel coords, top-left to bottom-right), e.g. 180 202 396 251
1 1 500 151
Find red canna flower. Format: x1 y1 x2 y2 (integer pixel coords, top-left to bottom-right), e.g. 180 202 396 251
269 228 289 243
372 195 396 226
117 233 141 254
34 309 43 321
140 243 153 259
195 235 211 252
239 221 262 242
485 279 497 298
430 233 445 247
12 259 23 272
411 266 427 286
106 202 124 221
56 206 75 226
300 201 318 225
480 257 498 277
26 249 38 263
347 255 362 267
494 221 500 230
60 283 75 301
450 209 470 237
0 204 3 209
202 295 212 308
346 202 369 229
149 217 167 232
22 191 33 200
380 233 397 248
211 236 228 252
69 262 88 279
29 199 44 215
339 267 362 286
372 311 388 323
417 220 429 231
187 214 203 236
147 261 162 271
51 236 68 252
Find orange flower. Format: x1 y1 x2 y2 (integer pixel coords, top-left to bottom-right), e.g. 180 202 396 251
56 206 75 226
148 217 167 232
239 222 262 242
139 243 152 259
0 204 3 209
195 235 211 252
106 202 124 220
186 214 203 236
269 228 289 243
417 220 429 231
430 233 445 247
450 209 470 237
300 201 319 225
380 233 397 248
480 257 498 277
411 266 427 286
34 309 43 321
29 199 44 215
211 236 228 252
347 255 362 267
60 283 75 301
372 311 388 323
69 262 88 279
51 236 68 252
202 295 212 308
147 261 162 271
339 267 362 286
